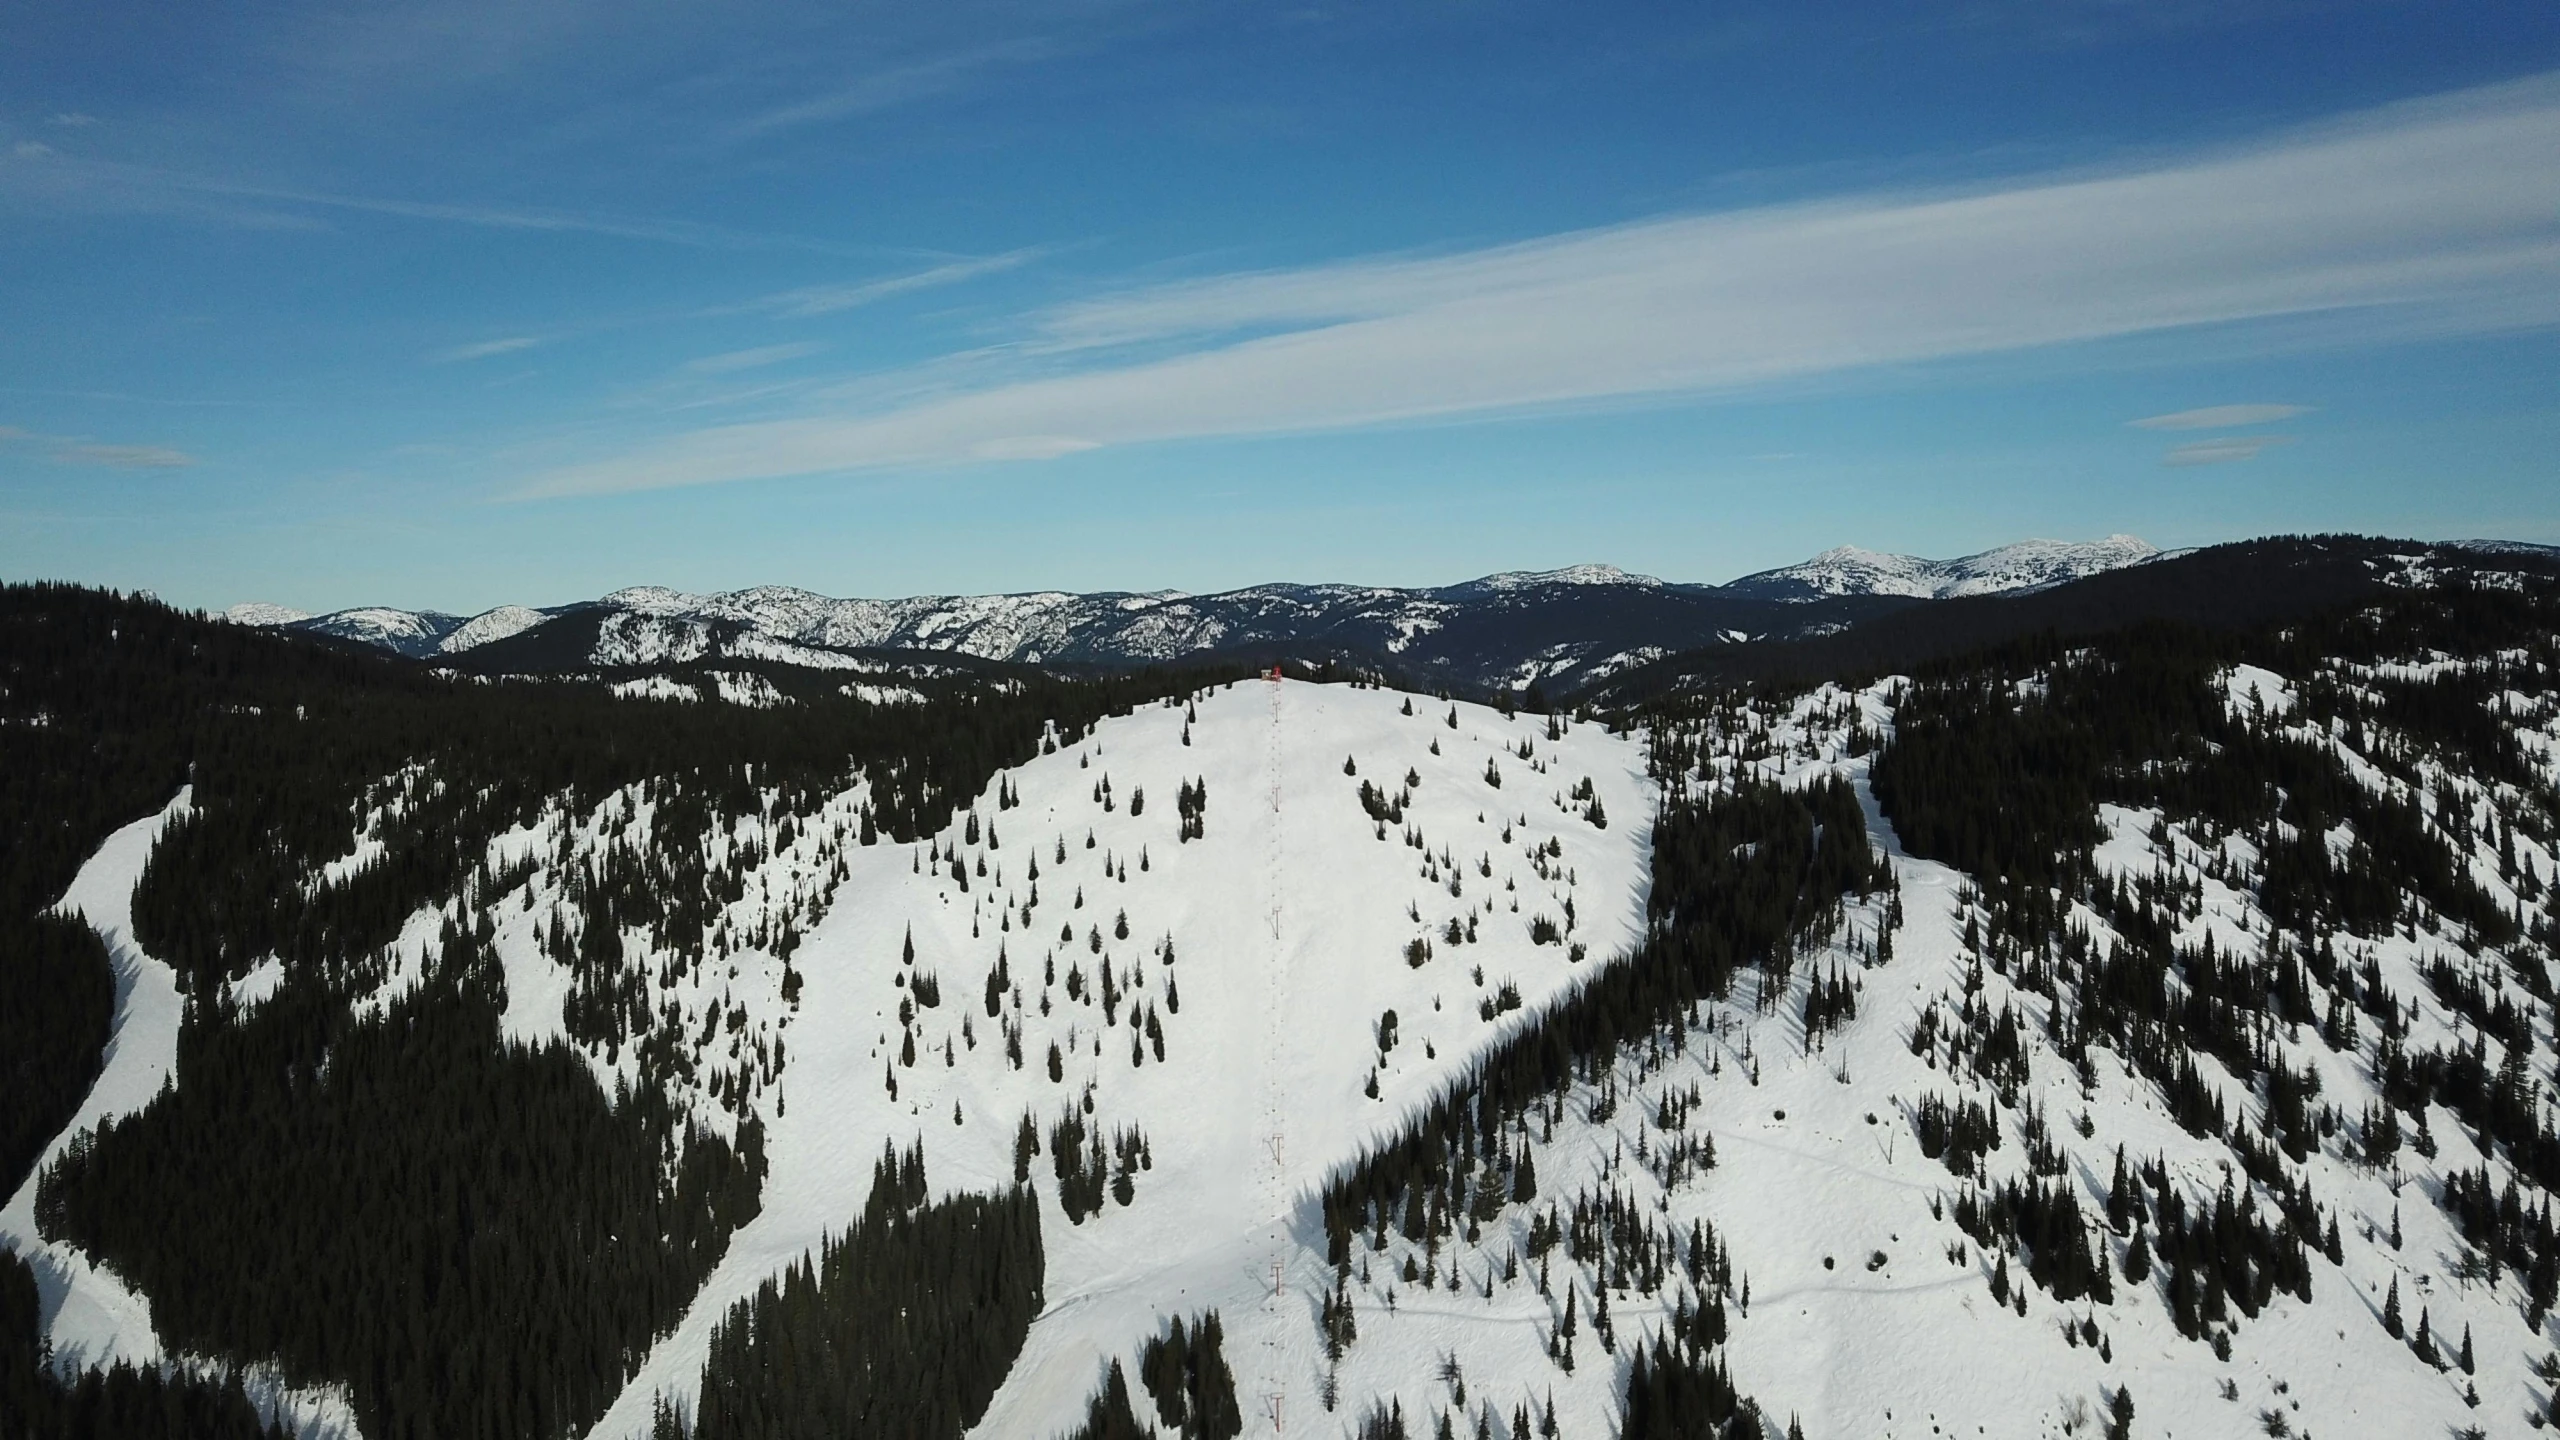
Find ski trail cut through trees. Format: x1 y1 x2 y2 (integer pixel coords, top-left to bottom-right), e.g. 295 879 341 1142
1261 672 1288 1434
0 789 364 1440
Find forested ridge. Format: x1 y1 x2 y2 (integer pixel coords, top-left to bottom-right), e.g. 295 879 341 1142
1864 578 2560 1346
1 583 1235 1440
1576 534 2560 709
0 582 421 1198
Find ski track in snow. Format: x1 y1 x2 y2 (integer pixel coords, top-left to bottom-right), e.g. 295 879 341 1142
0 789 363 1440
588 682 1655 1440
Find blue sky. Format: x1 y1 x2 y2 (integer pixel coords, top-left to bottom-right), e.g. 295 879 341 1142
3 0 2556 614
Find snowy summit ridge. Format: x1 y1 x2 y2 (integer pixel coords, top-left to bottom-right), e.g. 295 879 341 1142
1724 534 2159 601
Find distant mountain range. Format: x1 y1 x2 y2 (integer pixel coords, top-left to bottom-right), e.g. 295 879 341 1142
227 536 2164 696
1719 533 2162 601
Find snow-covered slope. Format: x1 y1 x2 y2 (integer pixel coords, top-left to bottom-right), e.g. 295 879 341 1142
1310 677 2558 1440
1723 536 2160 602
436 604 549 654
1 793 195 1376
587 681 1656 1440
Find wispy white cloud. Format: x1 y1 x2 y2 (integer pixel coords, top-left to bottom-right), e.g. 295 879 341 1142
724 40 1058 142
2164 435 2294 466
56 443 196 468
193 176 885 254
2130 403 2312 430
969 434 1102 461
0 151 901 256
47 113 99 128
433 336 543 363
754 251 1041 318
13 142 55 160
520 73 2560 498
683 341 828 374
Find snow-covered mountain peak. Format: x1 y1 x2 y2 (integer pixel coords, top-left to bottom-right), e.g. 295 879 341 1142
436 605 549 654
292 606 468 658
600 585 707 614
1463 563 1660 592
1940 533 2159 596
222 602 310 626
1728 534 2157 601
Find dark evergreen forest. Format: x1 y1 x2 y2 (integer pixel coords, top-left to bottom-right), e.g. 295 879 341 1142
669 1144 1042 1440
1058 1313 1240 1440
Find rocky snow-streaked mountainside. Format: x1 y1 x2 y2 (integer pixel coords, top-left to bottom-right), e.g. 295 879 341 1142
226 538 2158 695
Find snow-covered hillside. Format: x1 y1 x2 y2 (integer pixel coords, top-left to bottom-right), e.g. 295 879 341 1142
1310 673 2560 1440
1723 536 2159 602
587 680 1656 1440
